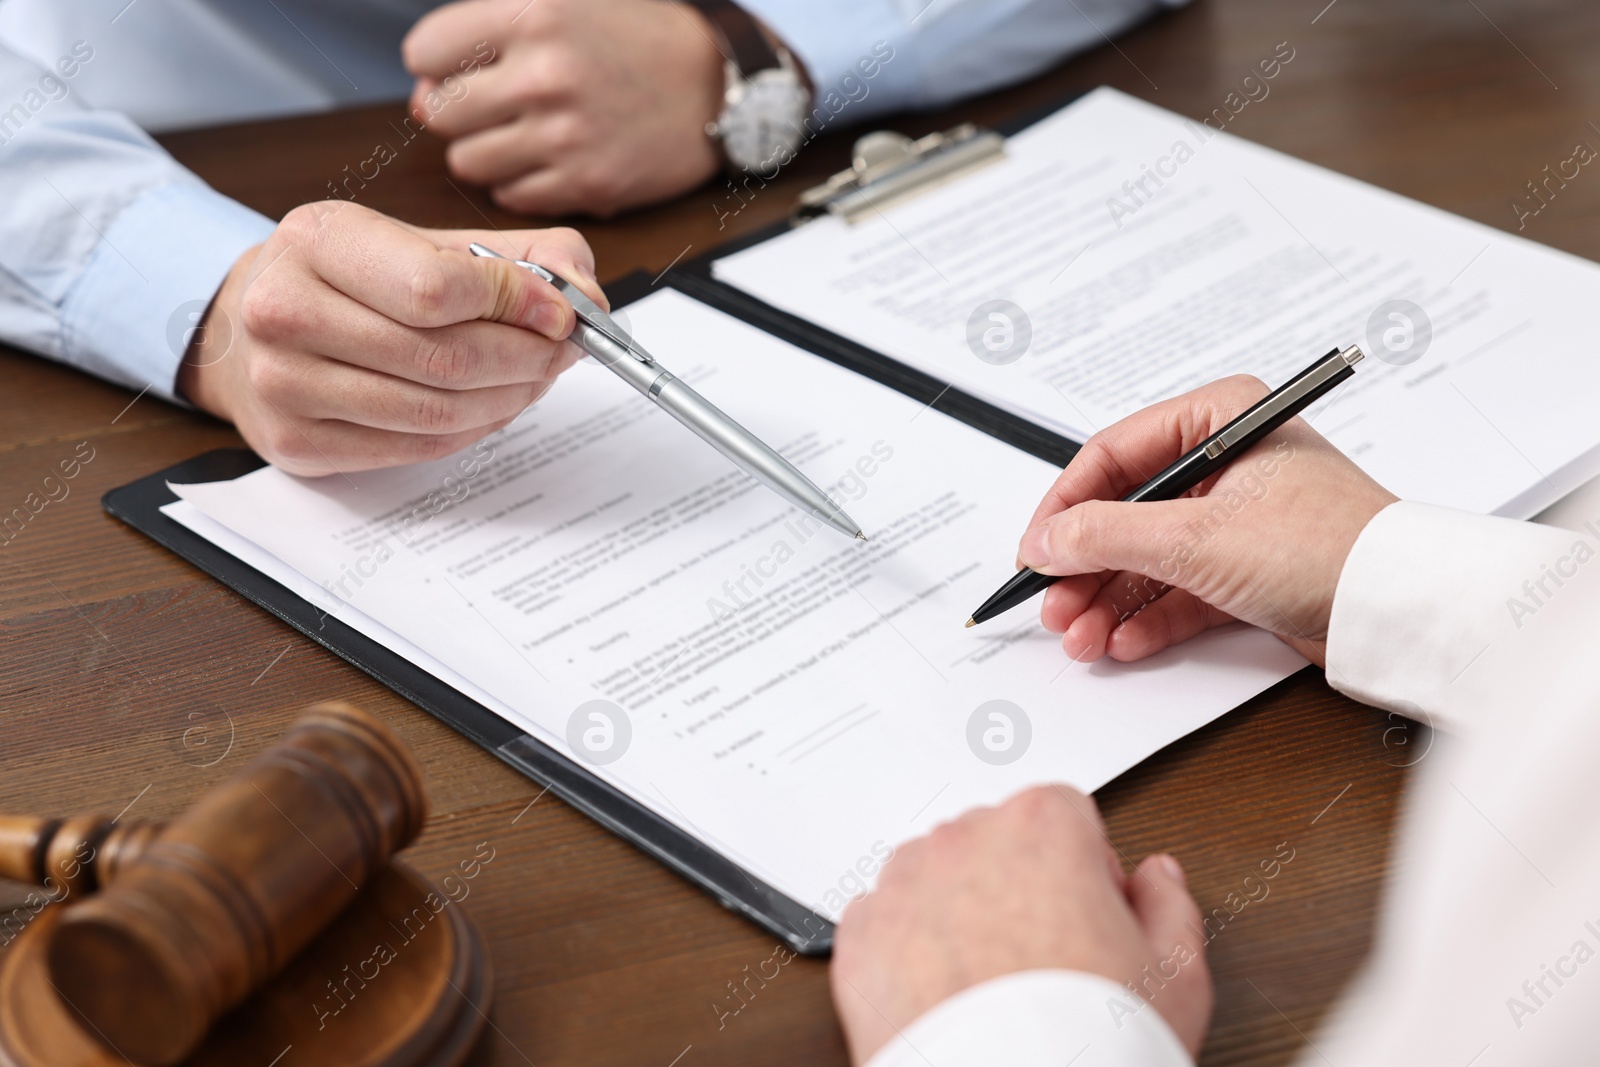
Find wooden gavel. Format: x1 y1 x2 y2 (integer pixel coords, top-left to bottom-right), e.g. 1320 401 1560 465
0 701 427 1066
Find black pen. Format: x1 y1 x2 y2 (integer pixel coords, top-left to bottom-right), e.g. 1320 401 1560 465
965 344 1366 628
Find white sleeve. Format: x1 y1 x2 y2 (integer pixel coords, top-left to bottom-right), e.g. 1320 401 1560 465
1325 500 1581 735
1313 507 1600 1066
864 970 1192 1067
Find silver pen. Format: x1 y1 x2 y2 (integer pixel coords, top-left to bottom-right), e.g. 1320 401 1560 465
469 243 866 540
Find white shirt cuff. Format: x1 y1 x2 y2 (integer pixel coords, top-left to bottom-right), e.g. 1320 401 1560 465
1325 500 1580 732
863 969 1192 1067
58 180 274 400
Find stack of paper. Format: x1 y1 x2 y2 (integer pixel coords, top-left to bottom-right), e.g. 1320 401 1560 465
167 289 1306 919
715 88 1600 519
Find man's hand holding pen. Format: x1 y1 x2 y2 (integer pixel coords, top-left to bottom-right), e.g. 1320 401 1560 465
176 202 607 476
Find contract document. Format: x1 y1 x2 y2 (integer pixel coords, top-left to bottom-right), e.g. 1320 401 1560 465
168 288 1306 919
714 87 1600 520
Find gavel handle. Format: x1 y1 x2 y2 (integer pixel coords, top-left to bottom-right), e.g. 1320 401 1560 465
0 814 162 897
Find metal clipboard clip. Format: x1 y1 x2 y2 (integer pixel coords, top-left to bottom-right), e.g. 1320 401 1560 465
796 123 1006 225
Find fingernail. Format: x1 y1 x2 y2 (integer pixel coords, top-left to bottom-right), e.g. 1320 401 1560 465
1018 525 1050 569
1157 853 1186 887
530 300 567 337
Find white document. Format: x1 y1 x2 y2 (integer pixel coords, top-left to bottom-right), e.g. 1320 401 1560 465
714 87 1600 520
169 288 1305 919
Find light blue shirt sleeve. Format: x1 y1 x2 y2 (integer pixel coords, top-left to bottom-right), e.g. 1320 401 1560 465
0 41 275 401
740 0 1189 123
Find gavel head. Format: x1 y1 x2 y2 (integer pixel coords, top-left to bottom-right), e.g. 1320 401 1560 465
45 701 427 1066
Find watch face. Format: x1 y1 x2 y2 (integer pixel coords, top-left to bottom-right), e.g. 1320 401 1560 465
720 69 809 173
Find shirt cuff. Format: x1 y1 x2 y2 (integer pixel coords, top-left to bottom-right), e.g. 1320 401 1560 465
1325 500 1580 731
864 970 1192 1067
736 0 921 122
59 181 275 401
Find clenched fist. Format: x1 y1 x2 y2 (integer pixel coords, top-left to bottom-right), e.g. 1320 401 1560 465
403 0 729 216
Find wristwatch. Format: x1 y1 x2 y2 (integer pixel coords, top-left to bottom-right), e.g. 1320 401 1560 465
683 0 810 173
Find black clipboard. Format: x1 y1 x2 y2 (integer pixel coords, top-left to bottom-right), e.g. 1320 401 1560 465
104 97 1091 956
104 432 841 954
668 90 1092 471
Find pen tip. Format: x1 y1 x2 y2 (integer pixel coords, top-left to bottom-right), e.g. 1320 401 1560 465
964 617 976 629
855 531 868 541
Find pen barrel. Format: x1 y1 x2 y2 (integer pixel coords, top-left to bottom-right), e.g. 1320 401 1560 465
1129 358 1354 503
575 323 858 537
577 323 664 395
1124 448 1216 503
652 378 858 536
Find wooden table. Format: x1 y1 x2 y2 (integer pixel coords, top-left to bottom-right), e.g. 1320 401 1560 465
4 0 1596 1062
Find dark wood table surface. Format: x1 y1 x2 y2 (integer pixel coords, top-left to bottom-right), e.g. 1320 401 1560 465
4 0 1596 1063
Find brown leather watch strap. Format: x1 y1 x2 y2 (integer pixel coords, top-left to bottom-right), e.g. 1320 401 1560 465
679 0 781 77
